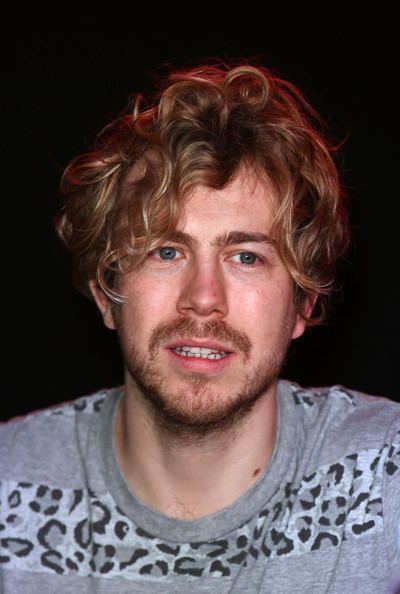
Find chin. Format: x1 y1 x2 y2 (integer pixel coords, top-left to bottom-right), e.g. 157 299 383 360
129 363 278 440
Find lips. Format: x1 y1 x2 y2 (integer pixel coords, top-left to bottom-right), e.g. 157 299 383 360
167 338 232 356
166 338 233 370
172 346 228 360
148 319 251 362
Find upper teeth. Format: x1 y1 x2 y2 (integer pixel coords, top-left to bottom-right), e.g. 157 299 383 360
173 346 227 359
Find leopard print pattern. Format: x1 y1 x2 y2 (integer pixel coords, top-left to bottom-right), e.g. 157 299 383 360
1 387 399 580
1 439 398 578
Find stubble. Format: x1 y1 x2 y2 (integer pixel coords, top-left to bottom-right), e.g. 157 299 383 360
117 318 289 440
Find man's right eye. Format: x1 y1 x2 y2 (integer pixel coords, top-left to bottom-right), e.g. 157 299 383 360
155 247 178 260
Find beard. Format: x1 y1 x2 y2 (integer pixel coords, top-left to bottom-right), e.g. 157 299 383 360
119 318 289 440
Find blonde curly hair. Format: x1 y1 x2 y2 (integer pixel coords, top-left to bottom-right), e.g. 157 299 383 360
56 61 349 324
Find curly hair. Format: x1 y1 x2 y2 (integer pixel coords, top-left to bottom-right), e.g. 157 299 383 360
56 60 350 324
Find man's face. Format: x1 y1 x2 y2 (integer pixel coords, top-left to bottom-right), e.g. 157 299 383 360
91 167 310 435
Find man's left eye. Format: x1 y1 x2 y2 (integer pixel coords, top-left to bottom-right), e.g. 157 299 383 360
233 252 258 265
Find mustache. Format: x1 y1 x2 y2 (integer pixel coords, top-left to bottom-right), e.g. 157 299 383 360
148 318 252 360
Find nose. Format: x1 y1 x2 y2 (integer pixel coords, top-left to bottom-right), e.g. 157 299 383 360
176 259 228 318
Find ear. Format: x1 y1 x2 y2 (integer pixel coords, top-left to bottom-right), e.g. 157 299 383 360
88 279 116 330
291 292 318 340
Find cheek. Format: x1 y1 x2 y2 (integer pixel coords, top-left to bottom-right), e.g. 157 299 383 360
234 277 294 314
118 281 179 336
232 282 297 341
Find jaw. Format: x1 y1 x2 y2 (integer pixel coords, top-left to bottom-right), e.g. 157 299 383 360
125 360 279 444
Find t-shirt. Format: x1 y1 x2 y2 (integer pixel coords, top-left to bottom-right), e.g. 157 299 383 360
0 380 399 593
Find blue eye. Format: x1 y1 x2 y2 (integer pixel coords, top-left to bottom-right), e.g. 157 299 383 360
158 247 177 260
235 252 258 265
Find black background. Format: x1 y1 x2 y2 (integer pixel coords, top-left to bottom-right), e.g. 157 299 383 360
3 6 399 420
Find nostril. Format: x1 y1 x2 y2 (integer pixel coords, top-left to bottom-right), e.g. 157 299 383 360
175 263 229 318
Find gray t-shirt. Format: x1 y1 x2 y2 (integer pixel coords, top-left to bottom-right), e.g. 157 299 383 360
1 380 399 593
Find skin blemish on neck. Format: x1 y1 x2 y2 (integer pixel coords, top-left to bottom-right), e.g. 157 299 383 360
252 467 261 477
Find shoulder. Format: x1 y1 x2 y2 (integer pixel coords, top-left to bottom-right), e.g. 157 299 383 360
280 381 400 515
278 380 400 492
279 381 400 574
279 379 400 453
0 387 121 483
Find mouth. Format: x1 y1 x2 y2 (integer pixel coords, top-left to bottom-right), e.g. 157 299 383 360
171 346 228 360
166 339 234 373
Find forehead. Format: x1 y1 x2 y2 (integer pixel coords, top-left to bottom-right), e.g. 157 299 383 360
178 167 276 235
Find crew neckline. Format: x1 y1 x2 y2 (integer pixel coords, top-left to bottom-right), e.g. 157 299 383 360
99 380 297 543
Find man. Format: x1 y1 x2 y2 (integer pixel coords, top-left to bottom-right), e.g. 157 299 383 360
0 62 399 593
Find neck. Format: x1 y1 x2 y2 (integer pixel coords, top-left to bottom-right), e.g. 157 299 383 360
115 380 278 519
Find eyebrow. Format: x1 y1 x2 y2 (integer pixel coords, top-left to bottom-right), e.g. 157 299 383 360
166 230 275 248
213 231 275 248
